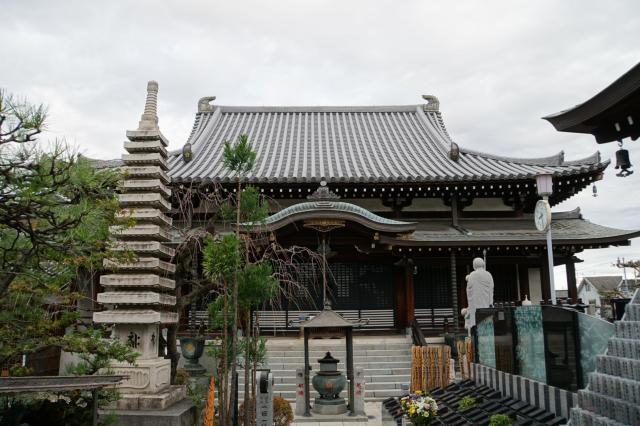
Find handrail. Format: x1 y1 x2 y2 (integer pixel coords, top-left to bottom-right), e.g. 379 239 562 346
410 319 427 347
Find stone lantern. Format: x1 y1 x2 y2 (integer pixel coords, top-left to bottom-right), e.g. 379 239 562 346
300 306 356 417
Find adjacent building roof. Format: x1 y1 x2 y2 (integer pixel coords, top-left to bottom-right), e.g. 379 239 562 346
578 276 639 294
543 62 640 143
169 103 607 184
379 208 640 247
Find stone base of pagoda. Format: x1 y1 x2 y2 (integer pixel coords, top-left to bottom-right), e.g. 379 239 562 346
110 357 172 395
109 383 186 411
102 397 195 426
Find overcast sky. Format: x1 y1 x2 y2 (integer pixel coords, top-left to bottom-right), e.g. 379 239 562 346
3 0 640 289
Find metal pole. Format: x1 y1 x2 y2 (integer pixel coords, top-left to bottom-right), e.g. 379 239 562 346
546 228 556 305
346 327 355 416
304 328 311 417
622 257 629 293
322 234 327 306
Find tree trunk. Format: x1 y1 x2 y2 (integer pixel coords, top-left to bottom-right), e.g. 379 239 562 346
229 179 242 424
221 284 229 426
243 312 251 425
0 273 16 298
252 311 259 426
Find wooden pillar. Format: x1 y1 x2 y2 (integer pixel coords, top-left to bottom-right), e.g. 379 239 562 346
451 252 459 331
566 259 578 303
394 266 407 328
406 264 415 324
540 255 551 302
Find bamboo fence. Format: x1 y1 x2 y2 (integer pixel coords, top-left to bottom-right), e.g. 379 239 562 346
410 345 451 393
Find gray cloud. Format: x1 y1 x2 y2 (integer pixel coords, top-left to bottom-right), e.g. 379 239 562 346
3 0 640 286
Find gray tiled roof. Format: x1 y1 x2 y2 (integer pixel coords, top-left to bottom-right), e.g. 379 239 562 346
169 105 607 183
577 276 639 294
393 209 640 245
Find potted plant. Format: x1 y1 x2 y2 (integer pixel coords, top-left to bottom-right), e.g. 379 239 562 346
400 391 438 425
489 413 513 426
458 395 476 411
179 322 206 375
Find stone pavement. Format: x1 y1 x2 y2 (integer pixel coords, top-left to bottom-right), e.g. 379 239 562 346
291 401 383 425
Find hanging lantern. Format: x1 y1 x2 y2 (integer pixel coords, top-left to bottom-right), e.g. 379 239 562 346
592 184 598 197
182 142 193 163
615 141 633 177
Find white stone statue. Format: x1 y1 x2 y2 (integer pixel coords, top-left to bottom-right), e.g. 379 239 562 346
463 258 494 334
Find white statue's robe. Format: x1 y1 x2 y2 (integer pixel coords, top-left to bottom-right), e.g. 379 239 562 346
465 258 494 332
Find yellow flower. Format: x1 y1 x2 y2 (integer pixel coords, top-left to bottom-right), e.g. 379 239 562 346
415 390 423 395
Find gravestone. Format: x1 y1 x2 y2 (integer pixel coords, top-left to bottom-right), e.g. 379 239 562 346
353 367 366 415
295 368 306 416
255 371 273 426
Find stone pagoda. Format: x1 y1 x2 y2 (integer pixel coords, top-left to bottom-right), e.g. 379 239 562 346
93 81 183 411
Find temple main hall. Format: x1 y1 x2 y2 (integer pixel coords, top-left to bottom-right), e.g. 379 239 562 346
96 92 639 335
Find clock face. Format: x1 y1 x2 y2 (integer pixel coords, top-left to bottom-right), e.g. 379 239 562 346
534 200 551 231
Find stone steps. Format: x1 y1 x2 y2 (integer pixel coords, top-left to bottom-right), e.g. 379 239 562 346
263 373 410 385
606 336 640 360
624 304 640 321
588 372 640 405
241 335 413 401
596 355 640 382
570 407 628 426
578 389 640 425
265 349 410 357
258 360 410 370
614 320 640 339
250 367 411 378
570 289 640 425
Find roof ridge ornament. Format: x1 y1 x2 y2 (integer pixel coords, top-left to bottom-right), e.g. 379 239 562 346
422 95 440 112
198 96 216 113
307 180 340 201
137 81 159 131
449 142 460 161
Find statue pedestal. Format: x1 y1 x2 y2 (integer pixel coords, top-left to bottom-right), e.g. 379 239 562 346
312 397 347 415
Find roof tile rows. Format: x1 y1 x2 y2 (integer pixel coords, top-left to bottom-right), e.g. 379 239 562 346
168 105 607 183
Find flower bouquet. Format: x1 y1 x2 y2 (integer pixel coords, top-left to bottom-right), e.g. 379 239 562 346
400 391 438 425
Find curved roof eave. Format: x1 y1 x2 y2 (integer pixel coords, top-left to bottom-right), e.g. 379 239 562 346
543 62 640 127
242 201 416 233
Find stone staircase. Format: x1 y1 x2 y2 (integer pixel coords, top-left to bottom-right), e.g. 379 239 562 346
571 289 640 425
239 334 414 401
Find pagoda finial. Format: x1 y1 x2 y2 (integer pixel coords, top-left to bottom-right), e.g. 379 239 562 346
138 80 159 130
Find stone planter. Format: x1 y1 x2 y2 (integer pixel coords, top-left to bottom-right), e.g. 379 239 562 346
179 336 205 376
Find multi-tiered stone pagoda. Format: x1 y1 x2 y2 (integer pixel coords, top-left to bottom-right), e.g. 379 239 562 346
93 81 182 411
